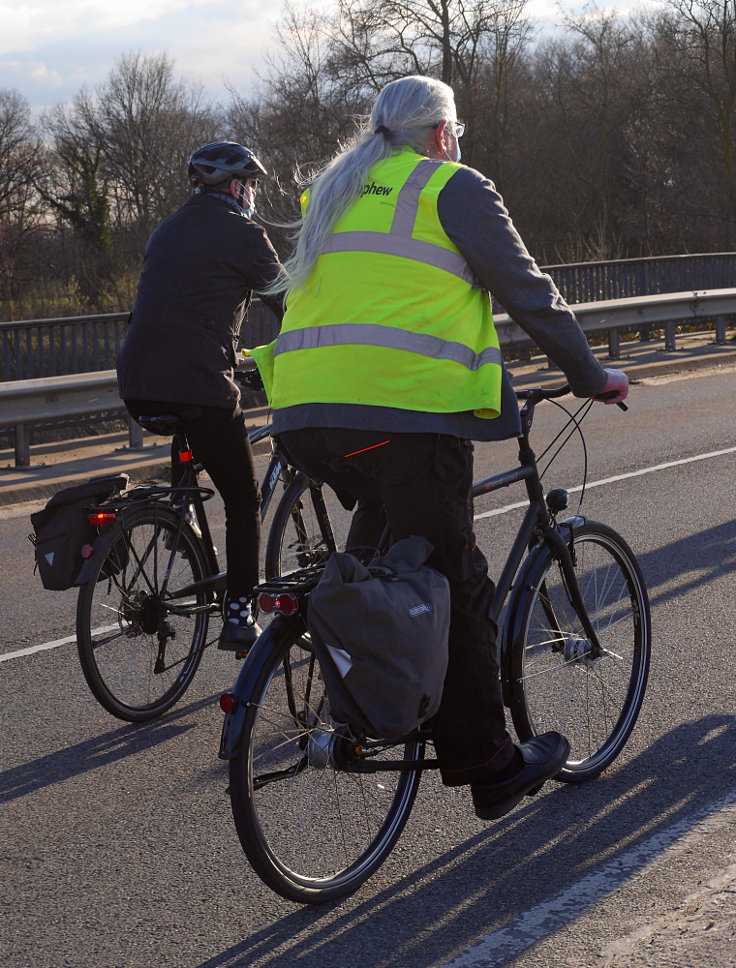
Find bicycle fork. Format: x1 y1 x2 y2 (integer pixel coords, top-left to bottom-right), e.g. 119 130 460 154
544 524 604 659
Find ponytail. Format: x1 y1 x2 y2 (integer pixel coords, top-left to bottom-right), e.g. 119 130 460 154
267 75 456 296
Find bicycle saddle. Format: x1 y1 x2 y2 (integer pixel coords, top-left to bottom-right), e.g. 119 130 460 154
136 414 184 436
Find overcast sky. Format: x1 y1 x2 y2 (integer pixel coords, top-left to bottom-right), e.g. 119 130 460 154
2 0 662 115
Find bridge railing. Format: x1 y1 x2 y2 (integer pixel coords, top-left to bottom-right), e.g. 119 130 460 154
3 252 735 382
2 288 734 467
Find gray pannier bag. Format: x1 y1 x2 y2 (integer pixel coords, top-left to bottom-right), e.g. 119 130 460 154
307 535 450 739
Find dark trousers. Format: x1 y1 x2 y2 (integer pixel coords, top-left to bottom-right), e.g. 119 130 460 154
126 400 260 597
279 427 515 786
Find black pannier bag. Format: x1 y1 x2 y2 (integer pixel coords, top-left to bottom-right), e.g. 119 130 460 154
29 474 129 590
307 535 450 739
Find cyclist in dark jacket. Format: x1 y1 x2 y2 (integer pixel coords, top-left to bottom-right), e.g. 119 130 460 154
117 141 284 652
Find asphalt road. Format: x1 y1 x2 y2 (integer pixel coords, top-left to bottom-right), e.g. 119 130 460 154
1 365 735 968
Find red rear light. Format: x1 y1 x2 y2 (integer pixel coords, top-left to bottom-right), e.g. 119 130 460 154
257 591 299 615
219 693 236 714
178 449 194 462
87 511 117 526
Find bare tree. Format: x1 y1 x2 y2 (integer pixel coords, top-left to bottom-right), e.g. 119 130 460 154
0 89 45 314
225 3 373 251
650 0 736 246
86 52 222 247
226 0 534 248
322 0 530 90
518 9 656 261
38 96 115 306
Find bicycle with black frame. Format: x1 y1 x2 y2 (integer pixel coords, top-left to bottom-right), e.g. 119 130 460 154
74 368 340 723
218 384 652 904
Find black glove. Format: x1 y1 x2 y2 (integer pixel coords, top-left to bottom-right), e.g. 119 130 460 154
236 366 264 391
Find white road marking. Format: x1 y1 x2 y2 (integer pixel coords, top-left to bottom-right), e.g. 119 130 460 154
5 445 734 664
441 790 736 968
0 626 118 663
474 445 736 520
0 633 78 662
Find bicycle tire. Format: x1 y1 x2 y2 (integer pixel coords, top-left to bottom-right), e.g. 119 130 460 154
228 615 424 904
507 520 651 782
264 473 339 579
76 504 211 722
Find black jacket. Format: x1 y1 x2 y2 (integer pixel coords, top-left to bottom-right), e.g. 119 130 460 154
117 193 283 409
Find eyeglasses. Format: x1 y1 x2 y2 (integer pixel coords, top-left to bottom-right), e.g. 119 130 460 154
433 119 466 138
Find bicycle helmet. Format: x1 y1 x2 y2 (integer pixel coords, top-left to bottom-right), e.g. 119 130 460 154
187 142 267 186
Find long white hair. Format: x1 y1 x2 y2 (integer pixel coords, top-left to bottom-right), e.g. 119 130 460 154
269 75 456 296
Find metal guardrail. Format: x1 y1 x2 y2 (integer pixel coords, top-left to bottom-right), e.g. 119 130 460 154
1 288 734 467
0 371 142 468
3 252 735 382
0 303 277 382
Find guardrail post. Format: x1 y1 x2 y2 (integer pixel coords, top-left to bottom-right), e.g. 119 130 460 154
714 315 727 344
127 414 143 450
14 423 30 468
664 321 678 351
608 327 620 359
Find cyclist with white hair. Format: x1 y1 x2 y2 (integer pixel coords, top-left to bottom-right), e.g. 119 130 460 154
253 77 628 820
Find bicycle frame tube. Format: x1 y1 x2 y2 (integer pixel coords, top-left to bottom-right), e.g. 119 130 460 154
258 449 287 519
472 464 543 622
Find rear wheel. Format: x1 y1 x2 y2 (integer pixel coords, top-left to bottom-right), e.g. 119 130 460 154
76 505 211 721
229 618 424 903
508 521 651 782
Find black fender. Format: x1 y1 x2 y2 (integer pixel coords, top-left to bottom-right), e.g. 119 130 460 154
501 544 550 707
218 613 308 760
500 514 587 706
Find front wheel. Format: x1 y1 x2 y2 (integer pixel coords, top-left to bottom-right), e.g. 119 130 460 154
264 473 340 579
228 617 424 903
508 521 651 782
76 505 211 721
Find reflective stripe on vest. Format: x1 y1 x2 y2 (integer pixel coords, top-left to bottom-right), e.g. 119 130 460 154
318 158 478 286
273 323 503 371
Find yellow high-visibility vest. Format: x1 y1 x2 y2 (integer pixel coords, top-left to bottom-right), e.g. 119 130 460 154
251 148 503 418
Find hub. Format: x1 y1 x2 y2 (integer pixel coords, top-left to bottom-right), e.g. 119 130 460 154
120 590 166 637
306 726 360 770
563 634 595 665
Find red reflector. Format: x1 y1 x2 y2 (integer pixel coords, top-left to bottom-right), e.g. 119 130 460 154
219 693 236 714
178 449 194 462
87 511 117 526
81 543 94 559
257 591 299 615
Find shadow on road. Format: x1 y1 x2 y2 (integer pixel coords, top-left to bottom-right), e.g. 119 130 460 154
637 518 736 610
0 691 221 805
194 714 735 968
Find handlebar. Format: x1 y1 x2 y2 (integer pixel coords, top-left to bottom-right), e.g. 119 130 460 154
516 384 571 402
516 383 627 411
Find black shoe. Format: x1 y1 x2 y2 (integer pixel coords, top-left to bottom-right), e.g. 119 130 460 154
470 732 570 821
219 595 261 653
218 620 261 653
